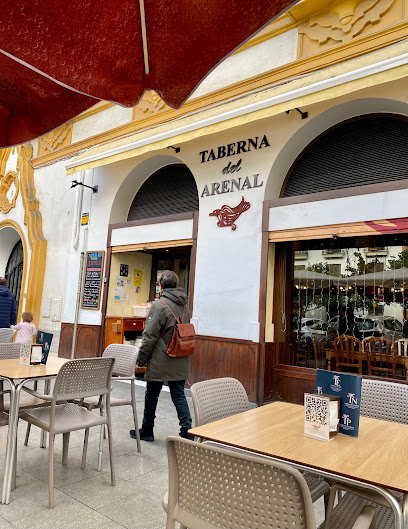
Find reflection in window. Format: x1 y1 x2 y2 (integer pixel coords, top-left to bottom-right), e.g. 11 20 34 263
288 234 408 379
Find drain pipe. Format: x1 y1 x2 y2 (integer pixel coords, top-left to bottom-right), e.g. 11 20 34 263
71 227 88 359
71 170 86 359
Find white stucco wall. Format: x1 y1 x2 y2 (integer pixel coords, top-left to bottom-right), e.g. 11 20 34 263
191 29 298 99
72 105 133 144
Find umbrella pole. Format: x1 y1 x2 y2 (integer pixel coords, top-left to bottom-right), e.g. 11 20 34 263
138 0 150 75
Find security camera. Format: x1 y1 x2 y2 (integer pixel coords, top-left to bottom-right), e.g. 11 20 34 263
332 233 339 240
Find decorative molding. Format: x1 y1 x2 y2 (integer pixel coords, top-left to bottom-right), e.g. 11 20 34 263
17 144 47 326
299 0 402 56
132 91 171 121
0 148 11 176
0 171 19 213
37 122 73 156
209 196 251 230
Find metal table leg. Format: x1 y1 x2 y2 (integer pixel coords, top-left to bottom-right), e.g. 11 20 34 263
2 378 26 505
40 379 51 448
403 493 408 529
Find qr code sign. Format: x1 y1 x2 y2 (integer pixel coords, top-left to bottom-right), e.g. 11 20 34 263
305 395 328 426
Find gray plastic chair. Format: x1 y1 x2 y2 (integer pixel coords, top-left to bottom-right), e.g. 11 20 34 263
0 329 15 343
324 378 408 528
190 377 250 426
19 358 116 508
164 437 376 529
78 344 141 458
191 377 330 505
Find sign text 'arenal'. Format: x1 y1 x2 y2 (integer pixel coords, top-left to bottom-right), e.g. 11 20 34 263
201 174 263 197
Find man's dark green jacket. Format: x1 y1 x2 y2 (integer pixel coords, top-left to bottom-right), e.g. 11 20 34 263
137 287 191 381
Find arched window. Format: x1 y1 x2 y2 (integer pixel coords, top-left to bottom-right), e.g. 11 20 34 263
128 164 199 221
5 240 23 310
282 115 408 197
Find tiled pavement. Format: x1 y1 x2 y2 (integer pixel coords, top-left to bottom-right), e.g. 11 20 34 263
0 380 326 529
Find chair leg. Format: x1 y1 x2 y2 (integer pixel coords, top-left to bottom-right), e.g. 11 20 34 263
100 408 106 440
130 380 141 453
81 428 90 470
62 432 70 465
48 432 55 509
24 423 31 446
106 407 115 486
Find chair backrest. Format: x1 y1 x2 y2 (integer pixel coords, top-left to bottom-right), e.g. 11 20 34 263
166 437 316 529
102 344 138 377
0 328 15 343
0 343 23 359
333 335 363 374
190 377 249 427
394 338 408 357
361 378 408 424
363 337 396 377
53 358 115 401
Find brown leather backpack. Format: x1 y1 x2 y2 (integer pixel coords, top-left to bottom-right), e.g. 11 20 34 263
160 299 195 358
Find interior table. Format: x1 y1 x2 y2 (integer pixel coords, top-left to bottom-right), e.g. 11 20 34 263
325 348 408 378
0 357 68 504
190 400 408 529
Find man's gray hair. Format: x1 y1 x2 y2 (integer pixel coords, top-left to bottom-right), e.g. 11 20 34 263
159 271 179 289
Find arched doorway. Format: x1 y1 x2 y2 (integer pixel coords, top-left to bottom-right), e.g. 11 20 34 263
265 113 408 404
103 162 199 350
5 240 23 312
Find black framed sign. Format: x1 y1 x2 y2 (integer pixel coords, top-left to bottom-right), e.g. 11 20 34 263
81 251 105 310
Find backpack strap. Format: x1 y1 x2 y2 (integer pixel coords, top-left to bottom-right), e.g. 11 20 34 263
159 299 186 324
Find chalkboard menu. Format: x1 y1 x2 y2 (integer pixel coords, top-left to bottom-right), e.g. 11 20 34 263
81 251 105 310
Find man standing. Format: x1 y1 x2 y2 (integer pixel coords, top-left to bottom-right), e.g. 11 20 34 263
130 270 194 442
0 277 17 328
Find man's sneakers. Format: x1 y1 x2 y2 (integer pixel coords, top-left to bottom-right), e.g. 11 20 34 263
130 428 154 442
129 428 194 442
180 430 195 441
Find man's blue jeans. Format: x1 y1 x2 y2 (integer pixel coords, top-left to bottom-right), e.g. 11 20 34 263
142 380 192 434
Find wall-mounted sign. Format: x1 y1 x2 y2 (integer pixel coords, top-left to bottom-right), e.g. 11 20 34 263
199 135 270 163
81 212 89 226
81 251 105 310
201 174 263 198
134 270 143 287
120 264 129 277
209 196 250 231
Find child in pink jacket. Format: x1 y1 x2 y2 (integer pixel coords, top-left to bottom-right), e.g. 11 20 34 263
11 312 37 344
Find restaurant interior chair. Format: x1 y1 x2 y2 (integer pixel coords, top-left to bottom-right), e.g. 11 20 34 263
325 378 408 526
0 328 15 343
333 335 364 374
363 337 396 378
77 343 141 460
190 376 330 506
393 338 408 378
163 436 376 529
19 358 116 508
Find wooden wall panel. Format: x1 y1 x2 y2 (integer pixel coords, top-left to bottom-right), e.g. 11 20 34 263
59 323 102 359
272 365 316 405
189 335 259 402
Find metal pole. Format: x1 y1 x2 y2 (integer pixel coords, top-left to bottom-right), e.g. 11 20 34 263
71 250 85 359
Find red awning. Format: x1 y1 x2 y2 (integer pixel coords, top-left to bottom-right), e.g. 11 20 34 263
0 0 298 147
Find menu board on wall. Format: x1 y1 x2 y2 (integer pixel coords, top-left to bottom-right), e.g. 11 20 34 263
81 251 105 310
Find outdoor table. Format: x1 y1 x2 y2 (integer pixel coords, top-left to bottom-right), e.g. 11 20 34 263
0 357 67 505
190 401 408 529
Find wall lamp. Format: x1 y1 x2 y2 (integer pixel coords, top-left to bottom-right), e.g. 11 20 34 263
285 108 309 120
71 180 98 193
167 145 181 153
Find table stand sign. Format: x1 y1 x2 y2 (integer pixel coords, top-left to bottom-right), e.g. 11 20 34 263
35 330 53 365
304 393 340 441
315 369 362 437
19 344 44 366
